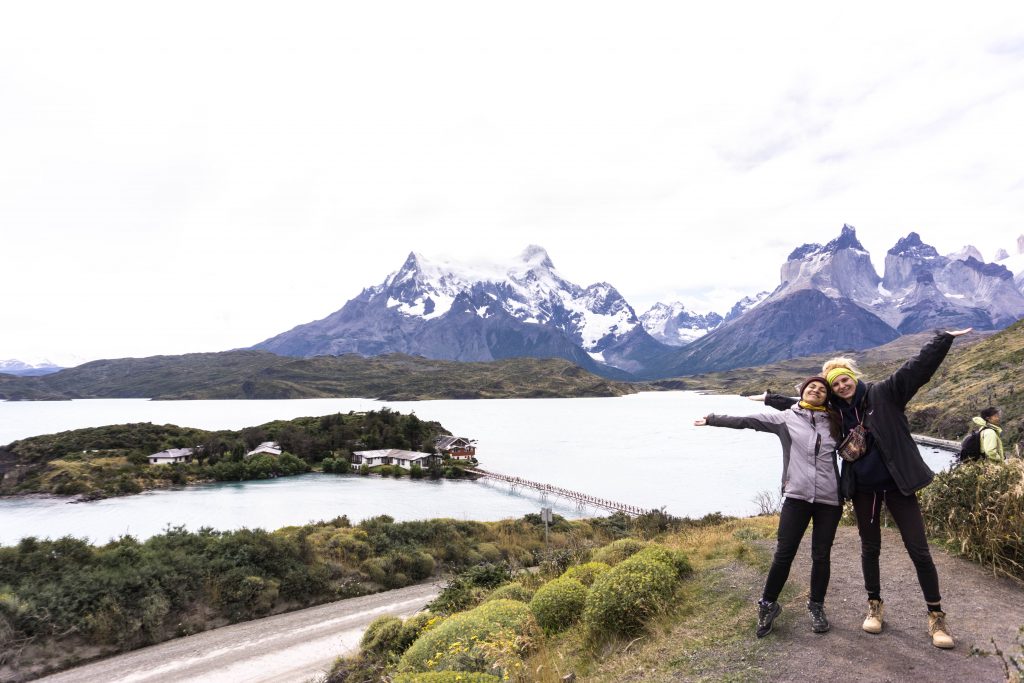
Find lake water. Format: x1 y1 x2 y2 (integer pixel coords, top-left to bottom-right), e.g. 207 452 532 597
0 393 955 545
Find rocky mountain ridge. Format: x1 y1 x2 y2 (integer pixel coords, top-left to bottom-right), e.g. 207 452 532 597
251 227 1024 378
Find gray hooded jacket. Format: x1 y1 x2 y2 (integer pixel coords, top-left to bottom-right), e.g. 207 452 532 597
706 403 841 506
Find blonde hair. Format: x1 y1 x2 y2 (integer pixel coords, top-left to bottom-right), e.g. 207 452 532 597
821 356 861 377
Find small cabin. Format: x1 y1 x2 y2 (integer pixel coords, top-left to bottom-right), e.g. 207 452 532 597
352 448 440 470
148 448 194 465
434 435 477 460
246 441 282 458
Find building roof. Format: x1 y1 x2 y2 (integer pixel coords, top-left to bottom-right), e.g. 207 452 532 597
246 441 282 456
149 447 194 460
434 436 476 449
354 448 435 461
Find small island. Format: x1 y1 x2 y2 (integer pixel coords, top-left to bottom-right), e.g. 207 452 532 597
0 408 481 499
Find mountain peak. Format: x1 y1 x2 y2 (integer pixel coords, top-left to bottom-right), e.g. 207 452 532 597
519 245 555 270
888 232 939 258
823 224 866 253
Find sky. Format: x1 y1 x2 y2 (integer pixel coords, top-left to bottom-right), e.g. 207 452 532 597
3 2 1024 365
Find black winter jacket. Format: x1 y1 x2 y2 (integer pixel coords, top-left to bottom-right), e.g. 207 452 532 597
764 331 956 497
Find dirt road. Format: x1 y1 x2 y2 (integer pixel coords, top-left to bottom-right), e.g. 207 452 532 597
760 525 1024 681
37 581 442 683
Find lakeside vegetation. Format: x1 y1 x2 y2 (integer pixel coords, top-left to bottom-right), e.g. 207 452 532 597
0 510 666 680
0 352 638 401
0 409 460 498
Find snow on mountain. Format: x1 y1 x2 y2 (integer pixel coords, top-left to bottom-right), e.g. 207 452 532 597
947 245 984 262
774 224 881 307
378 245 641 353
0 359 64 376
723 291 770 322
639 302 724 346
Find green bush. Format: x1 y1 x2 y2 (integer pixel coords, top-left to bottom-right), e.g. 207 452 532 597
393 672 501 683
361 614 404 656
560 561 610 587
528 577 588 633
582 550 679 638
398 599 537 675
592 538 647 566
427 563 513 615
631 545 693 579
485 583 534 603
921 460 1024 580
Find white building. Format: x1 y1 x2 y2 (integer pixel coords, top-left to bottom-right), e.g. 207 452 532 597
148 448 194 465
246 441 282 458
352 448 439 470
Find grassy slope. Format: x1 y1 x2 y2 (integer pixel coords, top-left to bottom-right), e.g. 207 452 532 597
0 351 638 401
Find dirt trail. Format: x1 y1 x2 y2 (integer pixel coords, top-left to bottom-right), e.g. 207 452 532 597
756 525 1024 682
34 581 441 683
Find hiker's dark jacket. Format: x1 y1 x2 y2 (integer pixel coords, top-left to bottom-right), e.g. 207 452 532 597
764 331 956 497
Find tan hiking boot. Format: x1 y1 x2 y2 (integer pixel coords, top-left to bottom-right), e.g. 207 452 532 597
862 599 883 634
929 611 954 649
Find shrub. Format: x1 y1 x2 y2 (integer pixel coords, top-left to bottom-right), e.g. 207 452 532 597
361 615 404 656
398 599 537 676
921 460 1024 580
528 577 587 633
393 673 501 683
560 561 610 587
592 538 647 566
582 550 679 638
485 583 534 603
631 545 693 579
427 563 513 615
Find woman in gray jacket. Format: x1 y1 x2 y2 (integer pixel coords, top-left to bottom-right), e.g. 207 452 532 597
695 376 841 638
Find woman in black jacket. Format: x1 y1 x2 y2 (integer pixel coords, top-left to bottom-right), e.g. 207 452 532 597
757 328 970 649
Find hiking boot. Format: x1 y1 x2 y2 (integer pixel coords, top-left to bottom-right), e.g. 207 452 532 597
928 611 954 649
756 600 782 638
807 600 830 633
863 598 884 634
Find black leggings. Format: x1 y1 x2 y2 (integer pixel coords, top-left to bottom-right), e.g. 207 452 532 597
762 497 843 604
852 490 941 605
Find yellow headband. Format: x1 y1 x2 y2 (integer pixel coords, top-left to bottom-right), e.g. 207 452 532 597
826 367 857 387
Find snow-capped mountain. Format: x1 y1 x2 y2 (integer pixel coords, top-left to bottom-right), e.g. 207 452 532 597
254 229 1024 380
773 224 883 308
884 232 1024 331
723 291 770 322
253 246 668 377
0 359 64 377
639 302 723 346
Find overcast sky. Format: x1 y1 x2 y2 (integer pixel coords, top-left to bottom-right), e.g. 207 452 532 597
4 2 1024 365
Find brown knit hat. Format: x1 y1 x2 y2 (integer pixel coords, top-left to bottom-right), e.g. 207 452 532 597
798 376 830 398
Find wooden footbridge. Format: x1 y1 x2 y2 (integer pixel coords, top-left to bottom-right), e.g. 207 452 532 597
465 468 650 517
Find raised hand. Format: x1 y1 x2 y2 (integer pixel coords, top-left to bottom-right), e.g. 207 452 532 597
946 328 972 337
694 417 708 426
745 392 767 402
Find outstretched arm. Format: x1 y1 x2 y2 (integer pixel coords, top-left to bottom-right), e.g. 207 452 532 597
696 411 788 435
883 329 971 407
742 391 797 412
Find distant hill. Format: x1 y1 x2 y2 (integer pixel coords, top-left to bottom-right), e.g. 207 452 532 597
0 350 638 401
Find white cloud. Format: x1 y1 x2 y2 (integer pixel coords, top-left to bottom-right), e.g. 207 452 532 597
3 1 1024 363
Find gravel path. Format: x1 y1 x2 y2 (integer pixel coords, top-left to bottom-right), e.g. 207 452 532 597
758 525 1024 681
35 582 441 683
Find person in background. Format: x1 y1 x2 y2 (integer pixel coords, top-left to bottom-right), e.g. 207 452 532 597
695 376 842 638
975 406 1004 461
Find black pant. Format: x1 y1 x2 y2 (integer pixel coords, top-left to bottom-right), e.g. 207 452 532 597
852 489 941 605
762 497 843 604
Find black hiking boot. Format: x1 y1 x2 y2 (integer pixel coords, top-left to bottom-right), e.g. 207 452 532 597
756 600 782 638
807 600 830 633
